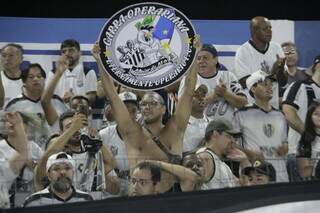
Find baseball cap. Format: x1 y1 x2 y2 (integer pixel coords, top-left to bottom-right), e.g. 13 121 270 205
201 44 220 69
242 160 276 182
306 55 320 76
246 70 273 91
194 84 208 97
118 91 138 104
46 152 75 172
202 44 218 58
205 118 241 136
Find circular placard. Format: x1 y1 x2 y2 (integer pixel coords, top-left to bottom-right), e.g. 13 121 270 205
98 2 196 90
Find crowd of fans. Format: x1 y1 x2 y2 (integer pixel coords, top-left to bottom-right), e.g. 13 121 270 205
0 16 319 208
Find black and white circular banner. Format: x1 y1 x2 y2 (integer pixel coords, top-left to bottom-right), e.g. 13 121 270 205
98 2 196 90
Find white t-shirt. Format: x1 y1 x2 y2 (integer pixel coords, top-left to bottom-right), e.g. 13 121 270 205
178 70 246 122
5 94 68 149
0 159 17 208
233 104 289 182
46 63 97 98
99 125 128 172
0 139 43 202
234 41 285 109
282 79 320 154
0 71 23 109
197 147 238 190
183 116 209 152
99 125 129 196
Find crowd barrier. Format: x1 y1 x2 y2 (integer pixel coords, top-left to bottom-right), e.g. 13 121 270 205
5 180 320 213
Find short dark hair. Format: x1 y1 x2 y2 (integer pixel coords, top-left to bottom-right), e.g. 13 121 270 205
21 63 46 82
132 162 161 185
1 43 24 55
281 41 296 49
59 111 75 131
60 39 80 51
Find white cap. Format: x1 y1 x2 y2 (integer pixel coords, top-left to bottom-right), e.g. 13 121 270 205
46 152 75 172
118 91 138 103
246 70 271 91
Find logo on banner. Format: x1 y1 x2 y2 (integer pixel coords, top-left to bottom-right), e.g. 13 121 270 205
98 2 196 90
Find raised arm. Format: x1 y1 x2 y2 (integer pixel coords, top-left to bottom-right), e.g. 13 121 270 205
41 57 68 125
0 72 4 108
282 104 304 134
6 112 28 174
91 42 139 138
174 35 201 131
100 145 120 194
214 76 248 108
145 160 201 192
34 114 87 190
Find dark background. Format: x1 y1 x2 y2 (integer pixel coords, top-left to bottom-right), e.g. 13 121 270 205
2 0 320 20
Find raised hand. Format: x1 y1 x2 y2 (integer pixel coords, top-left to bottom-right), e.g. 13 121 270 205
193 34 202 52
271 54 286 75
70 113 88 132
215 83 227 98
5 112 26 138
55 56 69 75
227 148 248 162
62 89 74 103
91 41 101 61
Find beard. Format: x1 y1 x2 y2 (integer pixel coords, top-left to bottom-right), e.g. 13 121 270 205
143 114 162 124
52 176 73 193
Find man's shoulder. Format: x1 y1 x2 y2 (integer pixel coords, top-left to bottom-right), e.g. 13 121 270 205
23 188 51 206
83 66 95 76
99 124 117 136
234 103 257 113
5 94 25 109
73 189 94 201
237 41 251 51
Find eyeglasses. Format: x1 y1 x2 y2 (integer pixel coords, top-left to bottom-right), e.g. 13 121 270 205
139 101 161 108
129 177 153 186
184 160 203 169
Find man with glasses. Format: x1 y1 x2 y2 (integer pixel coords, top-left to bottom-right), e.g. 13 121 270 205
92 36 201 194
233 70 289 182
128 162 161 196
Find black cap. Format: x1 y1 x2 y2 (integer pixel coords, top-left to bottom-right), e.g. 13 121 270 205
201 44 220 69
306 55 320 75
313 55 320 65
201 44 218 58
242 160 276 182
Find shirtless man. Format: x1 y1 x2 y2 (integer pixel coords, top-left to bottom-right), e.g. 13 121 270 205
92 36 201 193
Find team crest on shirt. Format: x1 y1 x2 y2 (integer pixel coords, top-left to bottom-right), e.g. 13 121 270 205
263 123 275 138
98 2 196 90
110 145 118 156
77 78 84 87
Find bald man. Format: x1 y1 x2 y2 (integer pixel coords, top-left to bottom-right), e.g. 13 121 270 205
234 16 286 109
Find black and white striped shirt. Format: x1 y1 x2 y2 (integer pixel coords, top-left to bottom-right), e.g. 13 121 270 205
23 186 93 207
